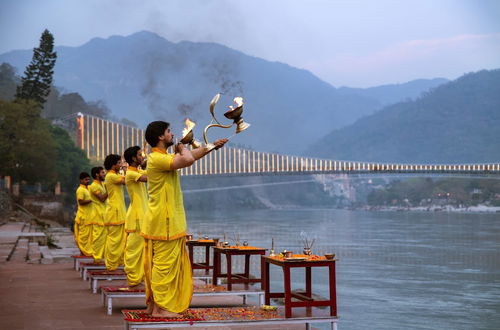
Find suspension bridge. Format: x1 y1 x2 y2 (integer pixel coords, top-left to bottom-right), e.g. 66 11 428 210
62 113 500 177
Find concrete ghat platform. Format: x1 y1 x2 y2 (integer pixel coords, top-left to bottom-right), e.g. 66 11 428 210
0 262 315 329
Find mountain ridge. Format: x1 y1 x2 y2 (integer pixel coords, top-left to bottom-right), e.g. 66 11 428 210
308 69 500 163
0 31 447 154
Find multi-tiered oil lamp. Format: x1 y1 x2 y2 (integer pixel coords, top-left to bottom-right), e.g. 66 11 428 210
203 93 250 151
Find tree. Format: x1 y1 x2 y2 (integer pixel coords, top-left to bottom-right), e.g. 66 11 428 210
0 99 92 197
50 125 90 199
15 29 57 108
43 91 112 119
0 99 57 183
45 92 87 118
0 63 18 100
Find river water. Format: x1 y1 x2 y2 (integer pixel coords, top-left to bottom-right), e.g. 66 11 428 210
186 208 500 330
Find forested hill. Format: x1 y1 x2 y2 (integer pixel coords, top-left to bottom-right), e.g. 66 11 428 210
337 78 448 107
308 69 500 163
0 31 445 154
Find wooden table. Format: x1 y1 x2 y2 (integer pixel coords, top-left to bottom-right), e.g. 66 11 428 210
186 239 216 274
262 255 337 318
213 246 267 291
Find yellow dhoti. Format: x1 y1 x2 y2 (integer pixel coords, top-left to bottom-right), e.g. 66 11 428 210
76 223 93 256
73 222 80 251
74 184 93 256
92 224 107 263
105 224 125 270
144 237 193 313
124 223 145 286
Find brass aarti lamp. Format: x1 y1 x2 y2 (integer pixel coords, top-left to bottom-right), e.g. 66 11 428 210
180 118 202 149
203 93 250 151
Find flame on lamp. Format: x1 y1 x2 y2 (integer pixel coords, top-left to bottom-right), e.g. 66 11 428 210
182 118 196 138
228 97 244 111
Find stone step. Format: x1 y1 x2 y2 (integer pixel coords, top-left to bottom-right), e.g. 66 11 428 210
0 240 14 263
0 222 50 264
42 246 80 264
39 246 78 264
10 238 28 262
0 231 47 245
28 242 41 264
0 222 26 263
0 222 26 233
22 222 31 232
39 246 54 264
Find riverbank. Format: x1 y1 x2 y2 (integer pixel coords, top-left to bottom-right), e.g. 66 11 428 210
186 202 500 214
362 204 500 213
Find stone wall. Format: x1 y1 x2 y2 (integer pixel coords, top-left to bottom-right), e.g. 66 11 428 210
21 196 67 224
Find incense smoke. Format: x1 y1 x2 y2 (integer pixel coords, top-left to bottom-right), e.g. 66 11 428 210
140 43 245 130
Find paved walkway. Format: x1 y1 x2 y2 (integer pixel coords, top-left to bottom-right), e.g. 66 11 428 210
0 261 125 329
0 221 308 330
0 261 310 330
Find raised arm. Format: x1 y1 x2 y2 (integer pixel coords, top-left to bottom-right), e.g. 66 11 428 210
171 144 195 170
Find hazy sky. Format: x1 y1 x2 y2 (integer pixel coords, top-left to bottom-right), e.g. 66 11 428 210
1 0 499 87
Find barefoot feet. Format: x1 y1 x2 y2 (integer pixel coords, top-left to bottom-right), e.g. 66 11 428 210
151 303 183 318
128 283 145 290
145 301 154 314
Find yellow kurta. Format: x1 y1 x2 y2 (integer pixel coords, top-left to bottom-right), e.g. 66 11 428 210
88 180 107 262
104 170 126 270
125 167 148 233
141 150 187 241
104 170 127 226
142 148 192 312
74 184 93 256
124 167 148 286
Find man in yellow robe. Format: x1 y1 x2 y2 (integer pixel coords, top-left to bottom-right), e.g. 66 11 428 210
104 154 127 271
123 146 148 288
74 172 93 256
141 121 227 317
89 166 108 263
